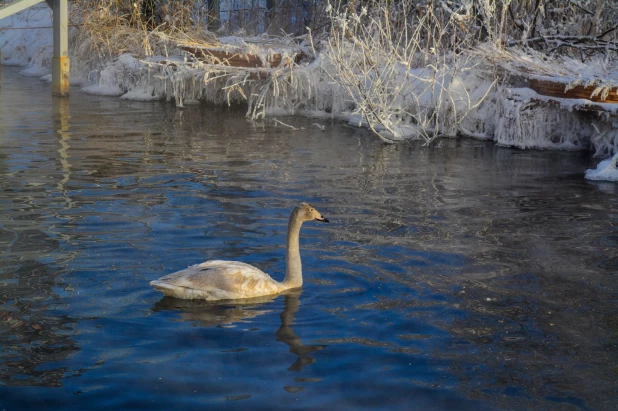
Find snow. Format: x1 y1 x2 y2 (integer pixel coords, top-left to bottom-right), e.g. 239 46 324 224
120 87 162 101
484 43 618 87
0 4 52 73
81 83 124 96
81 54 143 97
585 153 618 181
494 93 593 151
1 5 617 178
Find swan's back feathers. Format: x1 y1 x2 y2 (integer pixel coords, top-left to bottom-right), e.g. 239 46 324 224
150 260 284 300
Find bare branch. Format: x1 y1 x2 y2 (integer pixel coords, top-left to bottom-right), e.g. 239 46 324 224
273 118 300 130
569 0 594 16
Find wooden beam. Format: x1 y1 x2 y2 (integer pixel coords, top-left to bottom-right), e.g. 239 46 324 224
0 0 45 20
529 79 618 103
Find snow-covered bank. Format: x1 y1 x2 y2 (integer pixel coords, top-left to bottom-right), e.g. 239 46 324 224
586 152 618 181
1 5 617 182
0 5 52 76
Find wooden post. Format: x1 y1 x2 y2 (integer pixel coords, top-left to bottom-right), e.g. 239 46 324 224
50 0 69 96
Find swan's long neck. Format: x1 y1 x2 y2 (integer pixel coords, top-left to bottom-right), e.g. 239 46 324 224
283 209 303 288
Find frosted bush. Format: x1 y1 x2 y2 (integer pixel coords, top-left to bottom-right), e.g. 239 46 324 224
4 1 616 160
323 1 495 144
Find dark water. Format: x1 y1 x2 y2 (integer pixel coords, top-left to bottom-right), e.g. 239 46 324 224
0 66 617 410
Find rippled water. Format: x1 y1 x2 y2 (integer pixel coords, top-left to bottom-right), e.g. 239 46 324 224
1 66 617 410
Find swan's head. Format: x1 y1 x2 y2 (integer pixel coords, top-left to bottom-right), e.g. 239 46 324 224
297 203 329 223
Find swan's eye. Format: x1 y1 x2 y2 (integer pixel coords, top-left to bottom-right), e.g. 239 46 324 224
310 208 314 211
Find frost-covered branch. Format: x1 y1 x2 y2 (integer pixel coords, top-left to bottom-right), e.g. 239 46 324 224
569 0 594 16
323 0 493 144
507 35 618 55
504 0 618 58
439 1 469 23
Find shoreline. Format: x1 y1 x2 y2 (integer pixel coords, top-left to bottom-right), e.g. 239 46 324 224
1 4 617 181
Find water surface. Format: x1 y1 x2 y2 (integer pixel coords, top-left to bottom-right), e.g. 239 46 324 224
1 67 617 410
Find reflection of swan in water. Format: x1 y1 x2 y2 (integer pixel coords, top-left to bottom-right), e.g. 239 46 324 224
150 203 329 300
153 294 278 326
276 291 326 372
153 290 325 372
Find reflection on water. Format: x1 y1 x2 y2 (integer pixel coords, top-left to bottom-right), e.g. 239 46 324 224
154 294 277 327
0 259 78 387
0 66 617 410
53 97 73 208
154 290 326 374
275 293 326 372
1 88 80 387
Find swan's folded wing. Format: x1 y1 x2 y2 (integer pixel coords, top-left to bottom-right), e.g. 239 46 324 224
153 260 283 299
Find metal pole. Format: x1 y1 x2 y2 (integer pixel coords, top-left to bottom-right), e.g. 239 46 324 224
0 0 45 20
51 0 69 96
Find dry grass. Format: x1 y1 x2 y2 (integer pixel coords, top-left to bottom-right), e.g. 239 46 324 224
71 0 214 60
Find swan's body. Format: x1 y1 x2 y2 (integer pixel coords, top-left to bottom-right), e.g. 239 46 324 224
150 260 285 300
150 203 328 300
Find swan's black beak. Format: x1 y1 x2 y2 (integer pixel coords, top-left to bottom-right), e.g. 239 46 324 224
315 216 329 223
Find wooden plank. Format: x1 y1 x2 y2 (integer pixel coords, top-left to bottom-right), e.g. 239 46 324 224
528 97 615 113
529 79 618 103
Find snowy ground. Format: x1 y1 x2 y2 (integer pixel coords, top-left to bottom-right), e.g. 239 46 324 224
1 4 617 181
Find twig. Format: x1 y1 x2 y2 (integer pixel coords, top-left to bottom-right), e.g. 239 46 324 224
569 0 594 16
508 4 525 33
507 35 618 54
597 24 618 40
273 118 299 130
529 0 543 40
439 1 469 23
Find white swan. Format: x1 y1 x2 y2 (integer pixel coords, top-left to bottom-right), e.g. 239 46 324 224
150 203 329 300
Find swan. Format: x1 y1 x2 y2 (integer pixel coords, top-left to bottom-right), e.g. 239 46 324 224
150 203 329 300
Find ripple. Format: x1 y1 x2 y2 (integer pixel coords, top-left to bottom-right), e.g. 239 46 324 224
295 377 322 383
220 348 248 353
316 337 392 347
398 334 432 340
283 386 305 393
389 347 421 355
225 394 251 401
331 287 365 294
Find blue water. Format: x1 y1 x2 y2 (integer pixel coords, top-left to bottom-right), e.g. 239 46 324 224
1 67 617 410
